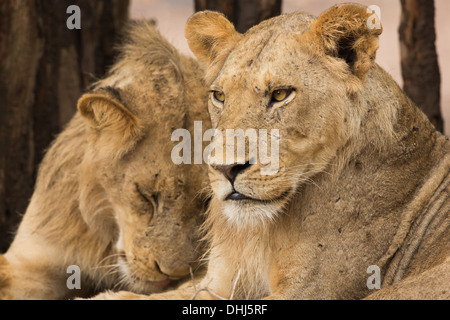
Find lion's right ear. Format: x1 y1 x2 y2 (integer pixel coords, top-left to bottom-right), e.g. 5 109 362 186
302 4 382 82
185 11 242 68
77 90 141 141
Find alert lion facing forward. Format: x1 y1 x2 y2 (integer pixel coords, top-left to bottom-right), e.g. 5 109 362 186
0 22 210 300
93 4 449 300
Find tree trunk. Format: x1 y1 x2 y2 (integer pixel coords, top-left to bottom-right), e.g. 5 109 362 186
0 0 129 252
399 0 444 133
194 0 282 33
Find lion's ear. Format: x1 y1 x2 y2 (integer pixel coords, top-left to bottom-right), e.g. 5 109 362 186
185 11 242 66
78 90 141 140
304 4 382 80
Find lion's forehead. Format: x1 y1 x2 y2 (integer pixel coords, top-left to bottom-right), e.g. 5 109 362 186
245 11 316 37
217 14 317 90
228 12 315 66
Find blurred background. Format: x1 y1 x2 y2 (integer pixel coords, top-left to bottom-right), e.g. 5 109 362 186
0 0 448 252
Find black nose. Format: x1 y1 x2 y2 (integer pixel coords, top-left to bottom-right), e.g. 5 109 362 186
211 162 252 184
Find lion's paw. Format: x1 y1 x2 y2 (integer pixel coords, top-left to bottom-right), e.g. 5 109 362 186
77 290 147 300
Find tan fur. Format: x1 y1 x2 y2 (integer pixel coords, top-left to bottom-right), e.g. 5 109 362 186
0 22 211 300
92 3 449 300
185 11 243 85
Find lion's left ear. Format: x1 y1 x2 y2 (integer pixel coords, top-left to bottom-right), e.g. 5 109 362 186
77 89 143 157
303 4 382 81
78 89 142 140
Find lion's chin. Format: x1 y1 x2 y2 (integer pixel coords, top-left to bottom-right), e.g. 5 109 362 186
127 276 180 294
116 257 180 294
221 198 285 227
211 181 292 227
117 273 184 295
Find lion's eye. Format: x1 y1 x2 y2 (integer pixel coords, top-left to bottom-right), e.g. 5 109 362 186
213 91 225 103
272 89 290 102
135 183 156 217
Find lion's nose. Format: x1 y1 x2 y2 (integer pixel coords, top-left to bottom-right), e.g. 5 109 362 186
211 162 252 184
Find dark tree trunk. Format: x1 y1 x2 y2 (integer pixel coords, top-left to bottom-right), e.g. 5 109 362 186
194 0 282 33
399 0 444 133
0 0 129 252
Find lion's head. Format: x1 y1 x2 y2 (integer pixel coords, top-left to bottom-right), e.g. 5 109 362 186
185 5 392 227
77 23 210 293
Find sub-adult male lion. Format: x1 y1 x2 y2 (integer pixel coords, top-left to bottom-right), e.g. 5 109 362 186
0 22 210 300
91 4 449 300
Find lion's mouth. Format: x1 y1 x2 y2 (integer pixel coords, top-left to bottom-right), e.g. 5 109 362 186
132 275 174 287
129 272 183 289
152 278 173 287
226 192 253 201
225 190 290 203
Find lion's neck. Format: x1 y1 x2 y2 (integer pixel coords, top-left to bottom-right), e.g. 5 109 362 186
205 199 275 299
302 72 449 292
8 114 117 283
13 114 88 238
350 66 450 282
381 159 450 286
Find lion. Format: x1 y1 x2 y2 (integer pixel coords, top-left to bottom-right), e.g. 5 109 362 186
89 3 449 300
0 21 211 300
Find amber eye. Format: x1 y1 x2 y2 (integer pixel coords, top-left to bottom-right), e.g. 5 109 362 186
272 89 290 102
213 91 225 103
